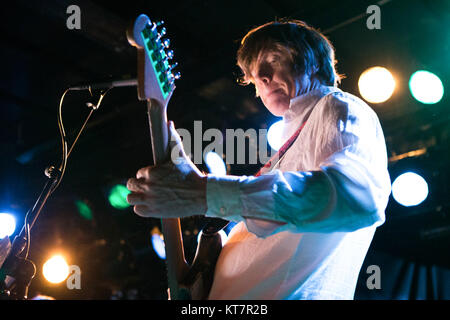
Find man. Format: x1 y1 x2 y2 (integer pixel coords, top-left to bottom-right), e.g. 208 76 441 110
126 19 391 299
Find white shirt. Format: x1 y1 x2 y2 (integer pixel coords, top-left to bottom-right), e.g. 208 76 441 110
205 85 391 299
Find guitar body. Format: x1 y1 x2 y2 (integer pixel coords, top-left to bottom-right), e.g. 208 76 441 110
127 14 223 300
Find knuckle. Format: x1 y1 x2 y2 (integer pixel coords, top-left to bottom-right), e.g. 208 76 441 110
137 166 152 178
126 178 135 190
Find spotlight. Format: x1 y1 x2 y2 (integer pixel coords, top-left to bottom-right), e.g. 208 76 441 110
409 70 444 104
31 294 56 300
358 66 396 103
151 227 166 260
43 255 70 284
108 184 131 210
204 151 226 175
392 172 429 207
267 119 284 151
0 213 16 239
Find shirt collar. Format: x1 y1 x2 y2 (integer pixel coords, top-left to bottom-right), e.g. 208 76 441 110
283 85 341 124
280 85 341 141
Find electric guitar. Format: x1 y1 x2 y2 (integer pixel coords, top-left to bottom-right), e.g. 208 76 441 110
126 14 224 300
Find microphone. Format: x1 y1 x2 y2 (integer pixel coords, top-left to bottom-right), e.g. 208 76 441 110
69 78 138 91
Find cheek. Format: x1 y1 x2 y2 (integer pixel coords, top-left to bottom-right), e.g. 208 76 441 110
276 73 298 98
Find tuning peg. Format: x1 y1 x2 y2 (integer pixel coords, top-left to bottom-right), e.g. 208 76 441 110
167 71 181 85
148 21 157 32
168 62 178 71
156 28 167 42
166 50 174 59
162 38 170 48
156 20 165 27
169 71 181 81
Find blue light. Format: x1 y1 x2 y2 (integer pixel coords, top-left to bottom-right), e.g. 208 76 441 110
151 233 166 260
267 120 284 151
392 172 429 207
204 151 226 175
0 213 16 239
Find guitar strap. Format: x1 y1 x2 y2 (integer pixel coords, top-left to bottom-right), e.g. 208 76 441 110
254 120 307 177
203 120 307 234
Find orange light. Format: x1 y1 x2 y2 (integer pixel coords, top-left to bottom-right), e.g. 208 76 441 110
358 66 396 103
42 255 69 284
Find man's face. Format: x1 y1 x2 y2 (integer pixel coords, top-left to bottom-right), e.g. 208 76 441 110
250 49 302 117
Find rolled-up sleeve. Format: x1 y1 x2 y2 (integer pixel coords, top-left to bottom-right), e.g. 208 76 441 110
205 93 391 237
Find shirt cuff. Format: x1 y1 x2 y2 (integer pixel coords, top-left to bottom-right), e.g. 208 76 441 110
205 174 246 223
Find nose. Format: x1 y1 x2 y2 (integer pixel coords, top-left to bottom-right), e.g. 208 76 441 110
256 63 273 85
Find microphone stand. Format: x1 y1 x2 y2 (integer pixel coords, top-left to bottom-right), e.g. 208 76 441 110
0 88 113 300
0 167 60 300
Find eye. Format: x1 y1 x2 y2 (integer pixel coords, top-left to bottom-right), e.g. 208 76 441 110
269 55 280 64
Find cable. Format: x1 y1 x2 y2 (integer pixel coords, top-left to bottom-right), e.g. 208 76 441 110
51 87 112 193
49 88 70 193
19 87 112 259
67 88 111 159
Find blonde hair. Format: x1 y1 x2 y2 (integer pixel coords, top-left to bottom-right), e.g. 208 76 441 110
237 19 343 86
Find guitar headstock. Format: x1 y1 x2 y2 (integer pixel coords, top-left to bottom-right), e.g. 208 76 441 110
127 14 180 106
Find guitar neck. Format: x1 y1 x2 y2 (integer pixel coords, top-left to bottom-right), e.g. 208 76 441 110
146 99 188 299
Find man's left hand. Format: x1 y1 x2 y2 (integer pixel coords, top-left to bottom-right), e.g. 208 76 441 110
126 121 207 218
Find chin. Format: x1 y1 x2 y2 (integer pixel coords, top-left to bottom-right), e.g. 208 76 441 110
270 108 287 117
266 102 289 117
264 95 290 116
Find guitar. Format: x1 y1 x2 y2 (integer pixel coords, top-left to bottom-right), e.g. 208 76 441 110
126 14 224 300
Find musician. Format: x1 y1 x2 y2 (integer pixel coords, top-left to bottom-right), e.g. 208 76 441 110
126 19 391 299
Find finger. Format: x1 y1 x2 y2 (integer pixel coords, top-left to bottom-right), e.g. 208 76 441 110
126 192 147 205
133 204 152 218
126 178 148 193
137 164 172 180
136 166 152 179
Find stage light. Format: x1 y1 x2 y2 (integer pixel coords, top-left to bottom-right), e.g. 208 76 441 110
204 151 226 175
392 172 429 207
197 229 228 246
0 213 16 239
151 227 166 260
108 184 131 210
75 200 93 220
43 255 70 284
31 294 56 300
409 70 444 104
267 119 284 151
358 66 396 103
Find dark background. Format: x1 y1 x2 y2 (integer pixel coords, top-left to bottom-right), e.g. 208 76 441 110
0 0 449 299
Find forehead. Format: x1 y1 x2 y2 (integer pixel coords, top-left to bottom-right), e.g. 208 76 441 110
255 46 291 62
249 47 292 74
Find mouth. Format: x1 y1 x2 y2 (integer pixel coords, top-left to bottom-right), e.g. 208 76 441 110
268 88 284 97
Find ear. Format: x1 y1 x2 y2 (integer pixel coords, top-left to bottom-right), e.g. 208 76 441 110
254 84 260 98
